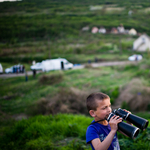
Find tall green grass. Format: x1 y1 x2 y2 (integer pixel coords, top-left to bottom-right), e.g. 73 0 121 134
0 114 92 150
0 114 150 150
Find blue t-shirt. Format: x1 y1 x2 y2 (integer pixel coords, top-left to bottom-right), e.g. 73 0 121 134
86 120 120 150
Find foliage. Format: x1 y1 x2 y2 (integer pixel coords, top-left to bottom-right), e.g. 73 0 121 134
101 87 119 104
0 114 92 150
38 73 64 85
119 128 150 150
0 114 150 150
121 101 131 110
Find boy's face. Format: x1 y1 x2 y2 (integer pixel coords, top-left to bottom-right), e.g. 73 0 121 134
93 98 112 121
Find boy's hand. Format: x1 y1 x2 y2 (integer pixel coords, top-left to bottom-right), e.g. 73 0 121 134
109 115 122 133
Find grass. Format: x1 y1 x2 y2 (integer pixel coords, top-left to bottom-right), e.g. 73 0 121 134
0 114 92 150
0 60 149 115
1 59 150 116
0 113 150 150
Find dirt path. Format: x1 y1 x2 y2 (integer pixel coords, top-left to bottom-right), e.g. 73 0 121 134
0 61 138 78
91 60 138 67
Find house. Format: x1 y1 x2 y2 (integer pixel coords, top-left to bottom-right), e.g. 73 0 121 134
128 10 133 16
117 24 125 34
99 26 106 34
133 34 150 51
129 28 137 35
111 27 118 34
82 26 89 31
91 27 99 33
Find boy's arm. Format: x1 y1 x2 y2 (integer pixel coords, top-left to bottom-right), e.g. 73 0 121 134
91 130 116 150
91 115 122 150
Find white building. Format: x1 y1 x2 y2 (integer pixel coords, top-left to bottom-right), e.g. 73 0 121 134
117 25 125 34
99 27 106 34
133 34 150 51
91 27 99 33
129 28 137 35
82 26 89 31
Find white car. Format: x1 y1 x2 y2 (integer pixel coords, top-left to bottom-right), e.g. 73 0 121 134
5 64 25 73
0 63 3 73
30 62 43 70
30 58 73 72
5 66 13 73
128 54 142 61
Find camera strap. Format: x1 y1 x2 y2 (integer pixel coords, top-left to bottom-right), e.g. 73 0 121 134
90 119 106 125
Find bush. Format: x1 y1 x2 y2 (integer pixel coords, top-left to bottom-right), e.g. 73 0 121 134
101 87 119 104
0 114 150 150
38 73 64 85
25 137 54 150
0 114 92 150
121 101 131 110
27 87 88 116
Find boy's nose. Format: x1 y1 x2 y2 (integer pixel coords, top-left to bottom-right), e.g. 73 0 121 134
108 107 112 113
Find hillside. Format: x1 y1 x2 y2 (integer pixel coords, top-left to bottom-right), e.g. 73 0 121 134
0 0 150 42
1 0 150 66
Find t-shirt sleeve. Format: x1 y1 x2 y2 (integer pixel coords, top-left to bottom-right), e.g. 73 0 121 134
86 125 99 144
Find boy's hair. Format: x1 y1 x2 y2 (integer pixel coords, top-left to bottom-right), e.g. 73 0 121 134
86 92 109 111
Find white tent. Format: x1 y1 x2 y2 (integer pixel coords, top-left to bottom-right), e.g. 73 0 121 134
129 28 137 35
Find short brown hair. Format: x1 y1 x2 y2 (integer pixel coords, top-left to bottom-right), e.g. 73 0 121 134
86 92 109 111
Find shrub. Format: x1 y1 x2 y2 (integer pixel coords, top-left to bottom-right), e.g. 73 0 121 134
25 137 54 150
27 87 88 116
0 114 92 150
121 101 131 110
38 73 64 85
101 87 119 104
60 138 90 150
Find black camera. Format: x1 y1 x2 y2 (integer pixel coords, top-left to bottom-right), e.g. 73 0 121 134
107 108 149 139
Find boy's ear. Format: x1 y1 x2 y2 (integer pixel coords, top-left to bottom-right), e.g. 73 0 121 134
89 110 96 117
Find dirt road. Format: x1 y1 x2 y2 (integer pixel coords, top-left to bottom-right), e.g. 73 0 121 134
0 61 138 78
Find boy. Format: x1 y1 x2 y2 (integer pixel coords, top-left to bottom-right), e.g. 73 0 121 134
86 92 123 150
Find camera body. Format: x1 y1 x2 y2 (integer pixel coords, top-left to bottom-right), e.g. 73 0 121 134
107 108 149 139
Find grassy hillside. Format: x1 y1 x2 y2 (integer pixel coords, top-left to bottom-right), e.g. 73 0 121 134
0 0 150 42
0 0 150 65
1 59 150 116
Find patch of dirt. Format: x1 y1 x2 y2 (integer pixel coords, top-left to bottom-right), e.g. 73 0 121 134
113 78 150 111
27 87 91 116
22 78 150 117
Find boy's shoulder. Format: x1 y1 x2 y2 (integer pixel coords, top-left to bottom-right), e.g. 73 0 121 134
87 121 111 133
89 120 110 127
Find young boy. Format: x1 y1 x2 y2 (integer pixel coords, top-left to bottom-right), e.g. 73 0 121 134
86 92 123 150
